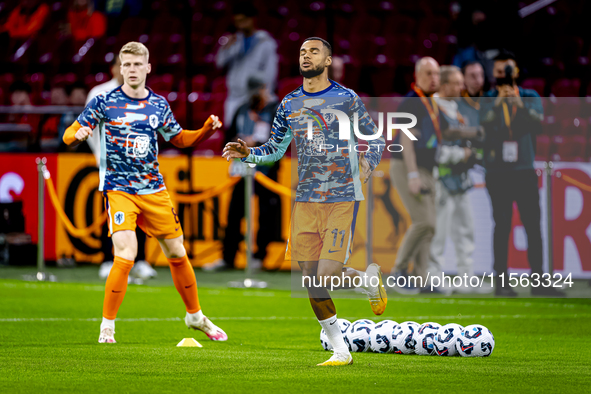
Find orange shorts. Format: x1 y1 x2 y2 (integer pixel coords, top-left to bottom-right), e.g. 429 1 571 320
104 190 183 239
285 201 359 264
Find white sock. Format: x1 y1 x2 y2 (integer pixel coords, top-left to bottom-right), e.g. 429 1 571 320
187 310 204 322
101 317 115 330
319 315 349 354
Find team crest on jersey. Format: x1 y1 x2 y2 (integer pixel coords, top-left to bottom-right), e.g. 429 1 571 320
304 131 325 157
126 133 150 158
149 114 158 128
114 211 125 225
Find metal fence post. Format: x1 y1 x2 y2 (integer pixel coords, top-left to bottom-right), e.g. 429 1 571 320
228 164 267 288
365 175 373 268
546 161 554 275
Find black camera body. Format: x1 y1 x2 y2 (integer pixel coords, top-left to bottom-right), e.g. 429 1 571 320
496 65 515 87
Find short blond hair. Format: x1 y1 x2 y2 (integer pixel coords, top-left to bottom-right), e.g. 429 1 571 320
119 42 149 62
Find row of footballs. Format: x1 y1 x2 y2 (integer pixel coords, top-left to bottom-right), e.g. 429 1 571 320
320 319 495 357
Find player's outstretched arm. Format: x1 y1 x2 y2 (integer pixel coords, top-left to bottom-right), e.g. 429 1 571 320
222 139 250 161
170 115 223 148
63 121 93 146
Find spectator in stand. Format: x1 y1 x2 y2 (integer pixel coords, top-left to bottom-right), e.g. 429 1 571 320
215 2 278 125
68 81 88 107
67 0 107 42
40 84 69 150
9 81 32 106
0 81 38 152
0 0 49 39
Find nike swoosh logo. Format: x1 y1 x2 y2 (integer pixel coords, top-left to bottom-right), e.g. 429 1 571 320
112 290 122 293
328 249 341 253
330 320 336 325
175 226 180 231
185 283 195 289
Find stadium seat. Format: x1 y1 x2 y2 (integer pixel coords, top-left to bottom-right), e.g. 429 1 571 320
550 97 583 121
277 77 302 98
535 135 550 161
542 118 559 135
551 78 581 97
148 74 174 92
211 77 227 93
522 78 546 97
551 135 587 161
192 75 207 92
561 118 588 136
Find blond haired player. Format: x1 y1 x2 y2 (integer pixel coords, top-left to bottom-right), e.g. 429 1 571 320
63 42 227 343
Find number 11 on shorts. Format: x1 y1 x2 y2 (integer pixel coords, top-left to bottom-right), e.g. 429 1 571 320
331 228 346 248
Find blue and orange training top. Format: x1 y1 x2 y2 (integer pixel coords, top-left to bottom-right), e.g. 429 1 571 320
76 86 182 195
244 81 385 203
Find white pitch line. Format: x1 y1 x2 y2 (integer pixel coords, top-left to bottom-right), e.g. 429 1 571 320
1 313 590 323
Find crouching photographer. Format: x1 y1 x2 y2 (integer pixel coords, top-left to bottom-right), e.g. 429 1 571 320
480 50 564 297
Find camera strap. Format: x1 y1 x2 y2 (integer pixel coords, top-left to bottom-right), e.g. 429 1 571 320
412 83 442 142
501 86 520 140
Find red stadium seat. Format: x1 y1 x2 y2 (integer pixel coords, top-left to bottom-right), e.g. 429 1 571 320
561 118 588 136
278 77 302 98
148 74 174 91
522 78 546 96
211 76 227 93
192 75 207 92
550 97 583 120
551 78 581 97
551 135 587 161
536 135 550 161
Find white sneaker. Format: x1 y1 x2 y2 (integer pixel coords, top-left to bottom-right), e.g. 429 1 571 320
98 327 116 343
99 261 113 279
201 259 227 272
185 313 228 341
131 260 157 280
317 351 353 366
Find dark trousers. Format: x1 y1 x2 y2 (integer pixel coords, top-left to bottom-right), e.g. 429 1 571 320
223 169 282 268
101 223 147 262
486 169 543 276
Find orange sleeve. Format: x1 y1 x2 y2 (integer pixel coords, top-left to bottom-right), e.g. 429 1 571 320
63 121 83 146
170 116 221 148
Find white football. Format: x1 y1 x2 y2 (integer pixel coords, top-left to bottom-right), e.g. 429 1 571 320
345 319 374 352
391 322 418 354
434 323 464 356
415 322 441 355
369 320 398 353
401 321 420 329
456 324 495 357
319 318 351 351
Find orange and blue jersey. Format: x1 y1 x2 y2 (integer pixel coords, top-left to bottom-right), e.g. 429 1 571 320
244 81 385 203
76 86 182 195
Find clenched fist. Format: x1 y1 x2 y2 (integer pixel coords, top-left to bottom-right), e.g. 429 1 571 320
75 126 93 142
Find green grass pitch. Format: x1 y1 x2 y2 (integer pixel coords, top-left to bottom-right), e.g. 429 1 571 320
1 267 590 393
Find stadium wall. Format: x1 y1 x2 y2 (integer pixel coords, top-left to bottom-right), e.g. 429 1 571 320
0 154 590 278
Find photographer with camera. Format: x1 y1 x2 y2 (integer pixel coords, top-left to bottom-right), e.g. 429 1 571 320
480 50 564 297
428 66 485 294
